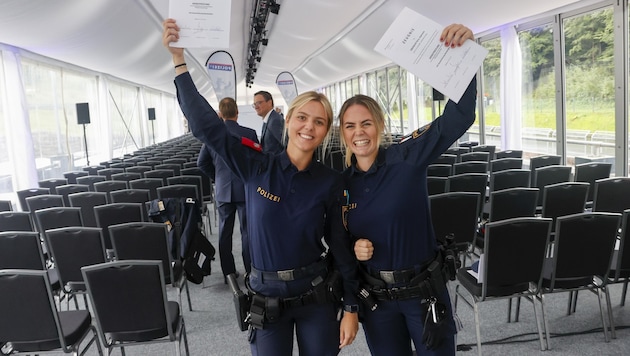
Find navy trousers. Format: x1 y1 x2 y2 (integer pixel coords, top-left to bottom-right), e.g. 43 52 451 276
248 271 341 356
218 201 250 275
361 289 456 356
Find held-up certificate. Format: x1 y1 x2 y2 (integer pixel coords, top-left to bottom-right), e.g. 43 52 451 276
168 0 231 49
375 7 488 103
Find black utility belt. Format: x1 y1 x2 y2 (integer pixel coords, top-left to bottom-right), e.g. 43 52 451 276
367 266 428 285
370 284 432 301
250 259 328 282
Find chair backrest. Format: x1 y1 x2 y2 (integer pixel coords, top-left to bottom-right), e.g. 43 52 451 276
549 212 621 290
38 178 68 194
429 192 480 247
76 175 107 191
110 189 151 204
68 191 108 227
109 222 174 283
453 161 488 175
432 153 458 165
82 165 106 176
427 176 448 196
0 270 65 348
574 162 612 203
541 182 589 230
46 227 107 290
81 260 175 340
446 173 488 219
612 209 630 279
94 180 129 203
63 171 89 184
490 158 523 173
529 154 562 186
488 188 538 222
460 151 490 164
427 164 452 178
166 176 203 203
97 168 125 180
144 169 175 185
129 178 164 201
488 169 530 193
111 172 142 183
26 194 64 215
445 147 469 161
55 184 90 206
157 184 199 202
110 162 135 169
155 163 181 176
125 165 152 176
0 231 46 270
34 207 84 251
533 165 572 206
94 203 144 250
0 199 12 212
482 217 552 298
592 177 630 214
471 144 496 160
180 167 212 202
163 158 188 166
16 188 50 212
495 150 523 159
0 211 34 232
136 160 161 169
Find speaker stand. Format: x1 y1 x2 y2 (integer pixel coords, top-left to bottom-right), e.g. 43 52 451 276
151 120 155 145
82 123 90 165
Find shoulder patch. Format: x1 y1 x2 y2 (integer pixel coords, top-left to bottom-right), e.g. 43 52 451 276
412 123 431 139
241 137 262 152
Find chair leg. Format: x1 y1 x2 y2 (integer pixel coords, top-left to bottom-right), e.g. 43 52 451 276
604 286 616 339
532 296 546 351
621 279 629 306
571 290 579 314
539 294 551 350
183 319 190 356
515 297 521 322
184 279 192 311
507 298 512 323
473 302 482 356
596 288 609 342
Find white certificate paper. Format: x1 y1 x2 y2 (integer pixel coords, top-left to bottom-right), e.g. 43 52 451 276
169 0 231 49
375 7 488 103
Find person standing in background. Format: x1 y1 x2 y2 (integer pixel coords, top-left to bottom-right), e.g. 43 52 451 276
198 97 259 281
253 90 284 154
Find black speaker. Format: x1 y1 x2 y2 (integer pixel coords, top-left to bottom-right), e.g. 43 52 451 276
76 103 90 125
148 108 156 121
432 88 444 101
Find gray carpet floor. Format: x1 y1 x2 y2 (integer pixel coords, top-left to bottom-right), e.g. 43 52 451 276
73 209 630 355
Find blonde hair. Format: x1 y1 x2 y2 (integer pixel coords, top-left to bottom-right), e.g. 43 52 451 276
284 91 334 159
338 94 386 167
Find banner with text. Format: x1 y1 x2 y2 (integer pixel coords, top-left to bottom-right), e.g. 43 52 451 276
275 71 298 105
206 50 236 101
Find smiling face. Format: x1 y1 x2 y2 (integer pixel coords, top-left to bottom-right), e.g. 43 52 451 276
340 103 380 170
286 100 329 154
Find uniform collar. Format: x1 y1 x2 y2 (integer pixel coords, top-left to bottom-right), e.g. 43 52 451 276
279 151 316 174
348 147 386 176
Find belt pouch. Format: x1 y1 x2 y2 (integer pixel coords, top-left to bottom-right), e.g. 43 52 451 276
265 297 281 322
249 294 266 329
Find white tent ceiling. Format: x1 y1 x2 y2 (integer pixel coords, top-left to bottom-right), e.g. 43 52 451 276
0 0 589 104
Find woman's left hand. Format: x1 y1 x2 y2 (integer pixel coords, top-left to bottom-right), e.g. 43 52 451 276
440 23 474 47
339 311 359 349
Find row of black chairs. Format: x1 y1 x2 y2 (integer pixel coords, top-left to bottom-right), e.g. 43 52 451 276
453 210 630 354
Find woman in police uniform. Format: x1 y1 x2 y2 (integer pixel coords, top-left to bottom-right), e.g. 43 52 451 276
163 19 359 356
339 24 477 356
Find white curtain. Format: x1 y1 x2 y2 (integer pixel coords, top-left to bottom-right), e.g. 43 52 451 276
2 49 38 192
500 26 523 150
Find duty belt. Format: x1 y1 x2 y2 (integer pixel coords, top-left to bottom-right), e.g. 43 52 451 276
368 267 424 284
251 259 328 282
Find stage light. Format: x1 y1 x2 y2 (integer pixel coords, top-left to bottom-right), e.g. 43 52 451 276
269 2 280 14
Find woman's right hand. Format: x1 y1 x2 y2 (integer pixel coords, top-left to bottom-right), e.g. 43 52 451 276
162 19 185 62
354 238 374 261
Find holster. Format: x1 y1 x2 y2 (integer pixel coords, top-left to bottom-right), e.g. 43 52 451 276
226 273 250 332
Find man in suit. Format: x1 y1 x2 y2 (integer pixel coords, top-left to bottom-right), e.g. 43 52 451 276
253 90 284 154
197 97 259 280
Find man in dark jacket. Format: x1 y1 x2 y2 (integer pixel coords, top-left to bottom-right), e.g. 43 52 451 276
197 97 259 280
253 90 284 154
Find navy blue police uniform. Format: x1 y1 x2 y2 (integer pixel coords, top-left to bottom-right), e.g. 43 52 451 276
343 78 477 356
198 119 259 277
175 72 359 356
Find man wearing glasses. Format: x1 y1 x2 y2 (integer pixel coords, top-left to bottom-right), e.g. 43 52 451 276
253 91 284 154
